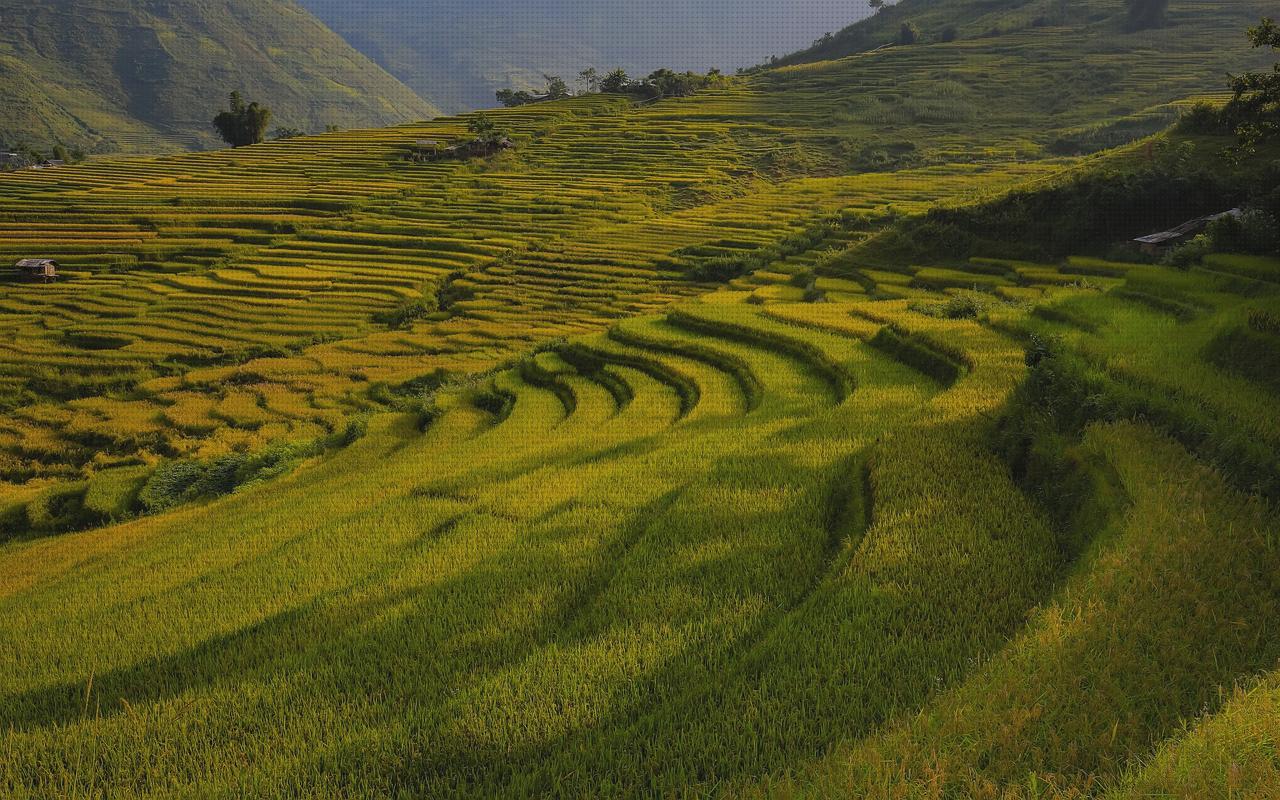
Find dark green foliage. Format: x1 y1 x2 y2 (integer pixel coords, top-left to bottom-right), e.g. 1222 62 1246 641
897 22 921 45
600 69 630 93
543 75 570 100
1206 208 1280 255
1177 103 1234 135
789 269 817 289
138 460 206 513
467 113 507 145
213 92 272 148
1226 18 1280 148
496 89 537 107
373 292 439 329
910 294 987 320
136 422 369 515
856 163 1237 264
642 69 715 98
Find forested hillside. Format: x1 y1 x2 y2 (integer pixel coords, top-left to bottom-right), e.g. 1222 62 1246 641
0 0 439 153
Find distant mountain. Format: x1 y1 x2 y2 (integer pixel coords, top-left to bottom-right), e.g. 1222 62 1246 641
0 0 439 153
298 0 873 112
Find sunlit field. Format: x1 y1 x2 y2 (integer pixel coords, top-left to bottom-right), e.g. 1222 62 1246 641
2 0 1279 796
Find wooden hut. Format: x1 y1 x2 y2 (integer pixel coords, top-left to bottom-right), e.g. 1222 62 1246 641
1133 208 1243 255
14 259 59 281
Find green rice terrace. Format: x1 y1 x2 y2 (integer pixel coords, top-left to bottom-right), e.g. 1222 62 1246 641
2 1 1279 797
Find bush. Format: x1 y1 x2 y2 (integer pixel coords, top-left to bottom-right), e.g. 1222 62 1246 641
138 460 207 513
1177 103 1231 135
789 269 816 288
1161 234 1215 268
1207 209 1280 255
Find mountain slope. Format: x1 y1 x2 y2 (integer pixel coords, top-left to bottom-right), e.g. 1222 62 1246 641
779 0 1270 65
298 0 873 112
0 0 440 153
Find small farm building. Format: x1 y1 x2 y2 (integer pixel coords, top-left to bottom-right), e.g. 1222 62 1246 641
14 259 59 281
1133 208 1243 254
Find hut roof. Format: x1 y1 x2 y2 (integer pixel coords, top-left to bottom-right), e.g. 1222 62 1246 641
1133 208 1243 246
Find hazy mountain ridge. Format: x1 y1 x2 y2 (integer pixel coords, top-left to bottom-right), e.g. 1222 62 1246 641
0 0 440 153
298 0 872 112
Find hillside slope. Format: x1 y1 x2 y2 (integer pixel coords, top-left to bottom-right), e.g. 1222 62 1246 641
298 0 871 112
0 0 439 153
780 0 1271 65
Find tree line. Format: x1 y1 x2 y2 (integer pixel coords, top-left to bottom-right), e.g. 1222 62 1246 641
496 67 725 107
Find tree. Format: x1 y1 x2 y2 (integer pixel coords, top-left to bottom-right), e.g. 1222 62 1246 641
543 74 571 100
896 21 921 45
212 92 271 148
496 89 536 107
870 0 885 10
270 127 304 140
1226 18 1280 149
1123 0 1169 32
600 69 630 93
577 68 599 95
467 113 506 145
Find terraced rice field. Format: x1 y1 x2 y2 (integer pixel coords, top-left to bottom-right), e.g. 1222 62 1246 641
2 245 1277 796
3 5 1279 793
0 75 1076 493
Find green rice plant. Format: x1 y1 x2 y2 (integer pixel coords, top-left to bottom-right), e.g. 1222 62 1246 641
82 466 151 521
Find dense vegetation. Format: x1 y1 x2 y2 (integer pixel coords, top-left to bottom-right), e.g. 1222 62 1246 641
0 0 437 153
1 2 1279 797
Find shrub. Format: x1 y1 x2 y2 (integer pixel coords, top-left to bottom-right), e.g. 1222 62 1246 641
138 460 207 512
1161 234 1215 267
1207 209 1280 255
1177 103 1231 135
784 268 813 288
